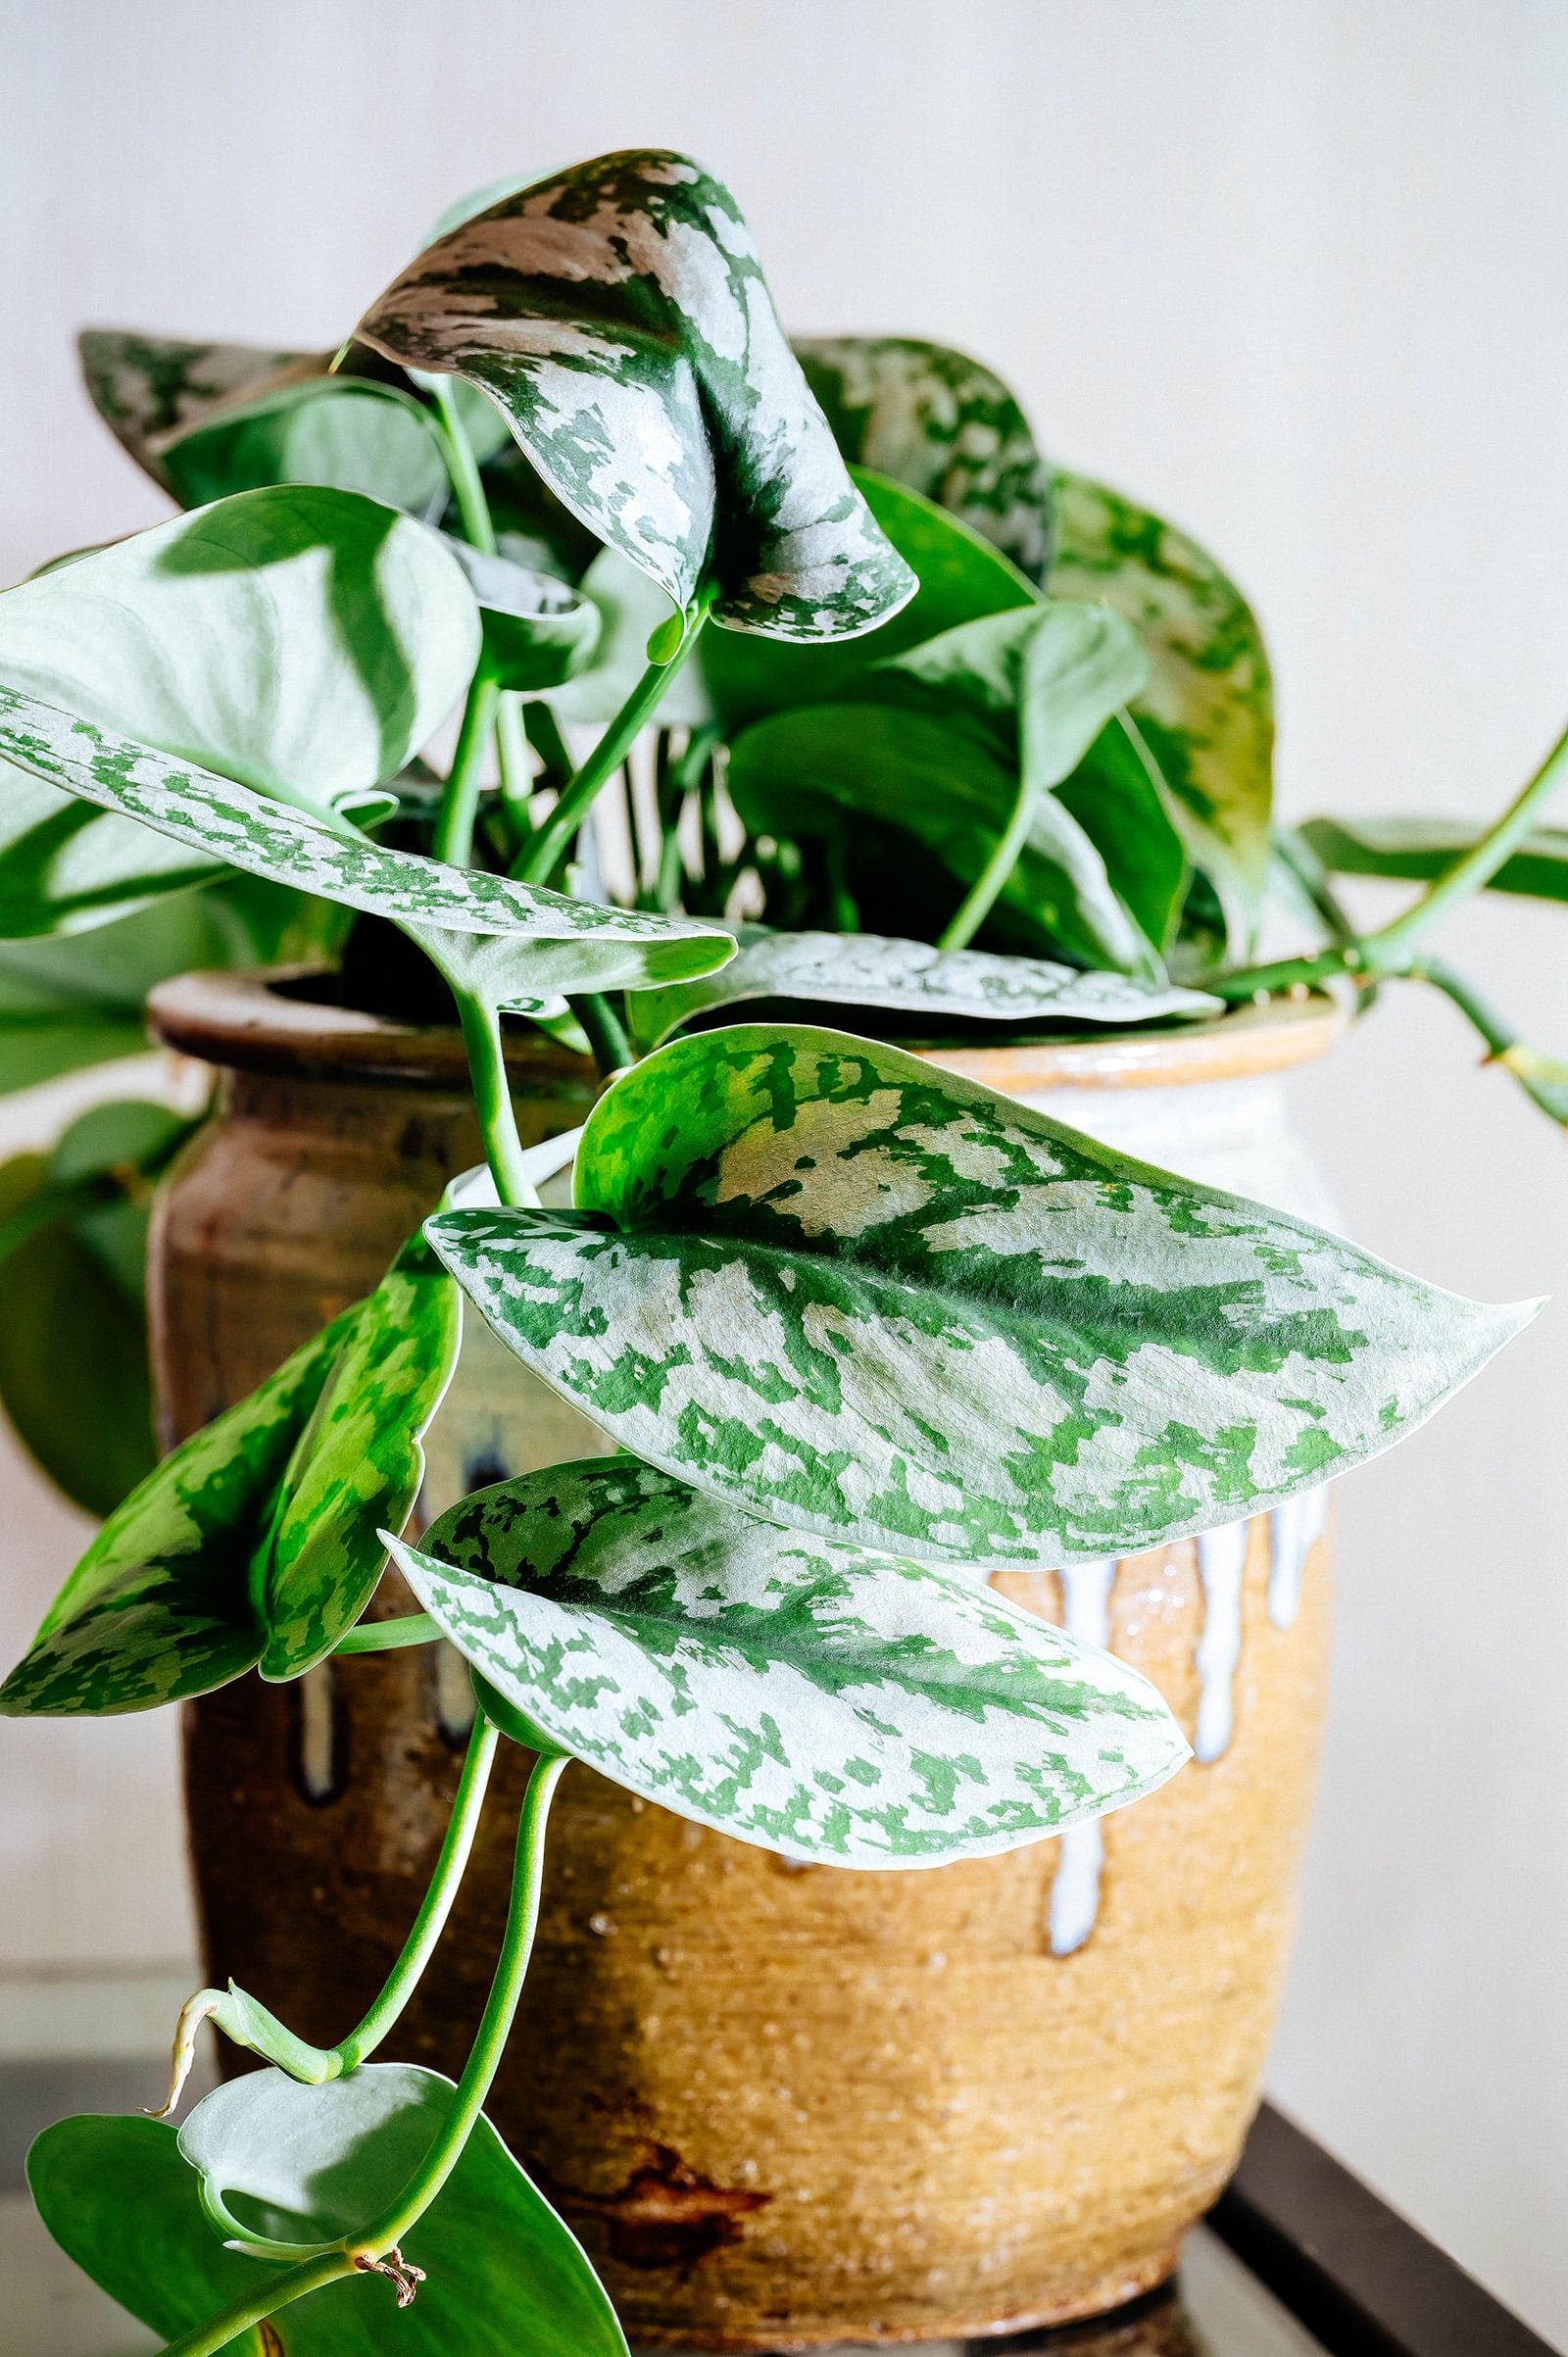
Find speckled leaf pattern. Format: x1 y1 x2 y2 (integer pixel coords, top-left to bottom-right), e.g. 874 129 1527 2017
1048 472 1274 937
0 1314 352 1716
794 336 1054 582
76 329 321 489
427 1025 1533 1566
388 1459 1187 1864
628 927 1221 1050
259 1236 462 1680
28 2097 627 2357
0 687 733 1004
356 150 916 638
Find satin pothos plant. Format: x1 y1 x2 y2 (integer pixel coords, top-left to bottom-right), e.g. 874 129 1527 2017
0 150 1541 2354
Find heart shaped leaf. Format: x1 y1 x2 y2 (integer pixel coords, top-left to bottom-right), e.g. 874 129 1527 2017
29 2093 626 2357
356 149 916 639
444 540 602 690
0 1310 352 1716
795 335 1054 582
1301 812 1568 902
426 1024 1533 1566
0 686 733 1005
389 1457 1187 1865
627 926 1221 1051
1048 472 1273 943
160 376 453 517
77 329 320 488
259 1235 461 1680
178 2063 447 2252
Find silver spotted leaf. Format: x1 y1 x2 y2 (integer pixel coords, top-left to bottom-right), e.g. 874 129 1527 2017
425 1024 1533 1567
258 1234 462 1681
29 2090 626 2357
794 335 1054 582
1049 472 1274 944
356 149 916 638
387 1457 1188 1865
627 926 1221 1051
76 329 321 490
0 685 733 1006
0 1313 352 1717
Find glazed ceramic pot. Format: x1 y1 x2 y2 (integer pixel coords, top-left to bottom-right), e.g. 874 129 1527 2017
148 971 1343 2347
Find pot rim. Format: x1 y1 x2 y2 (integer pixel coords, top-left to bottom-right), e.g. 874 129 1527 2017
147 966 1348 1092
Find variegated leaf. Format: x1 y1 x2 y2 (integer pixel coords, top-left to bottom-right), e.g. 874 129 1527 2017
627 926 1221 1051
0 1314 352 1716
1048 472 1273 942
426 1024 1532 1567
159 376 453 518
0 687 733 1005
356 149 916 639
444 541 602 690
794 335 1054 582
258 1235 462 1680
388 1458 1187 1864
76 329 321 489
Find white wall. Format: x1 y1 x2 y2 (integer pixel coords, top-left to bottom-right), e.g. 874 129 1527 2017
4 0 1566 2340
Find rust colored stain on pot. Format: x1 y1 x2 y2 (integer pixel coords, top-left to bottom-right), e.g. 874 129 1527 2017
151 974 1337 2348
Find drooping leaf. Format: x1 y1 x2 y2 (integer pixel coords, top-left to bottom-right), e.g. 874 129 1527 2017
356 149 916 639
0 687 734 1007
391 1457 1187 1865
794 335 1054 581
0 1312 351 1715
77 329 319 489
1300 813 1568 903
1055 713 1191 957
627 926 1221 1051
426 1024 1532 1567
29 2092 626 2357
1048 472 1273 944
258 1234 461 1680
160 376 452 517
443 540 602 690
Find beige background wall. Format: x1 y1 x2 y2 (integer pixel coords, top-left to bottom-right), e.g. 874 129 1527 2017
3 1 1566 2341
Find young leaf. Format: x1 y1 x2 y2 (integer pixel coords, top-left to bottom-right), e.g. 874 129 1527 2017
258 1235 462 1680
28 2096 627 2357
426 1024 1534 1567
355 149 916 639
794 334 1054 582
443 540 602 690
77 329 319 489
0 686 734 1003
0 1312 351 1716
1048 472 1273 944
1301 813 1568 902
389 1457 1188 1866
627 926 1221 1052
161 376 453 517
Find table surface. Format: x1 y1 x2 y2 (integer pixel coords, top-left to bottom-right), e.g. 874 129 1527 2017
0 2060 1554 2357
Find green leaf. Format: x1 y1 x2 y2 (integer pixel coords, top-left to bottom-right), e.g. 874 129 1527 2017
0 1311 350 1715
356 149 916 638
390 1457 1188 1865
161 376 452 517
1057 713 1191 957
443 540 602 690
77 329 319 490
426 1024 1533 1567
794 335 1054 582
178 2063 447 2252
700 466 1035 727
1301 812 1568 902
1048 472 1273 942
627 926 1221 1051
258 1234 462 1680
28 2093 626 2357
0 686 734 1007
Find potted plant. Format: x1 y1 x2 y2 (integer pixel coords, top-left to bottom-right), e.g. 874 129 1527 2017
0 150 1551 2353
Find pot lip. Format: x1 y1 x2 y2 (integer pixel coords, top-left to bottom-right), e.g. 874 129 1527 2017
148 966 1348 1092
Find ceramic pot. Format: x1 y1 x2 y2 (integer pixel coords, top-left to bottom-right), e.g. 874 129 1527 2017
148 971 1343 2348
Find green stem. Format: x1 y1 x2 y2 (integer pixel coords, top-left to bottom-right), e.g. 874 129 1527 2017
1407 956 1521 1058
938 779 1036 951
349 1748 568 2261
455 991 538 1208
432 664 501 868
158 2250 356 2357
334 1612 442 1654
523 700 574 790
568 992 632 1077
516 592 713 889
426 376 534 835
1201 945 1360 1004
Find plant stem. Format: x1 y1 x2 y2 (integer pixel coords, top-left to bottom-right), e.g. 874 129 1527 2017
432 664 501 868
455 991 538 1207
938 778 1037 951
1407 957 1522 1058
1201 946 1359 1004
515 593 713 889
334 1613 442 1653
568 992 632 1077
426 374 534 833
348 1748 568 2262
158 2249 357 2357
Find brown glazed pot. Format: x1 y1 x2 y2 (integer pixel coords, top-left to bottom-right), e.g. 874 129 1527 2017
148 971 1343 2348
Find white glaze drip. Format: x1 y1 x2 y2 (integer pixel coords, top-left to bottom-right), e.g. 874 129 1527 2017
1267 1486 1329 1630
296 1663 337 1801
1194 1522 1249 1764
1048 1559 1117 1955
435 1640 478 1743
